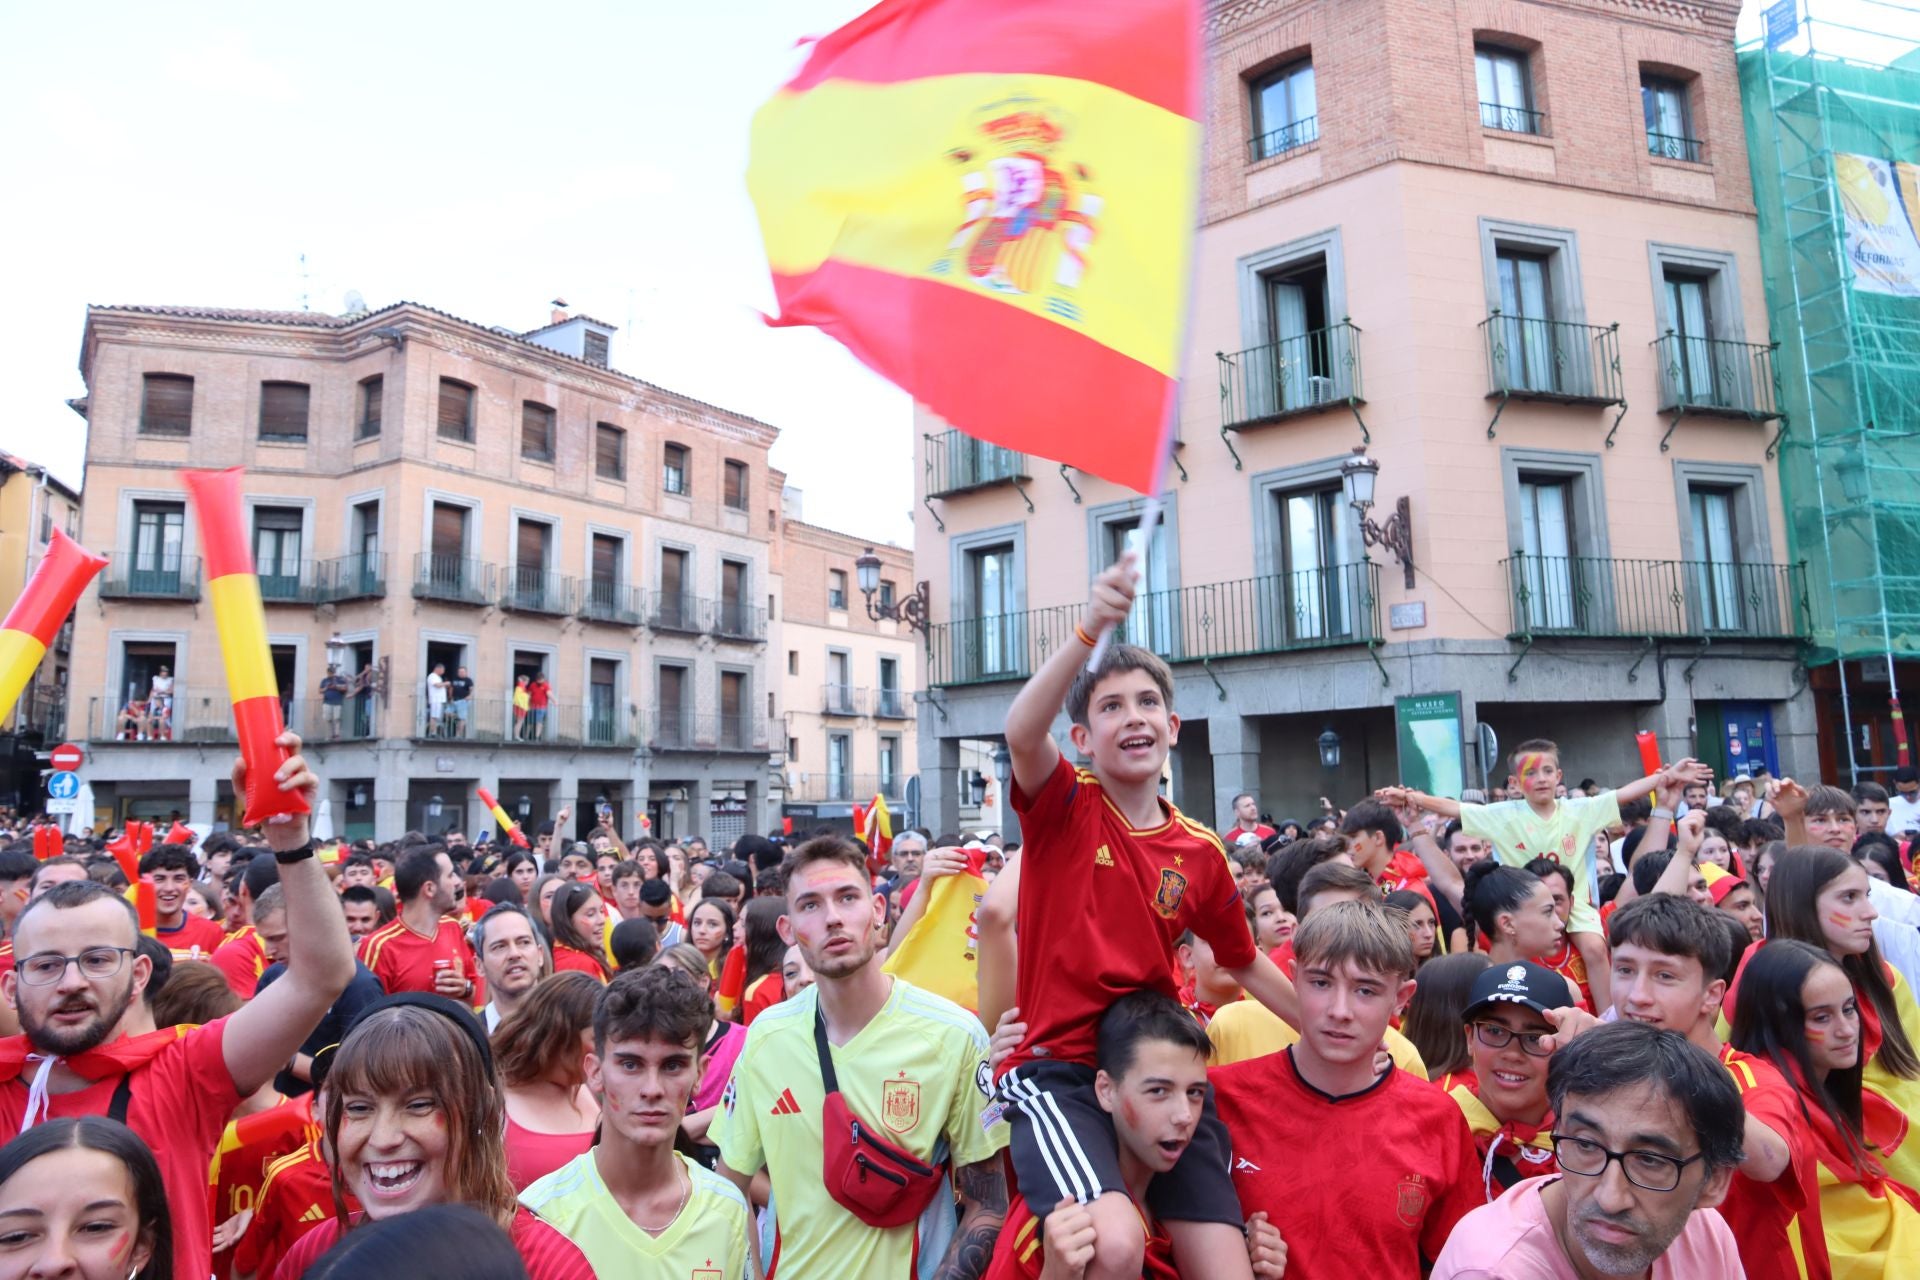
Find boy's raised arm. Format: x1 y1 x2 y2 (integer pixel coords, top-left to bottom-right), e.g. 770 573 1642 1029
1615 757 1709 806
1003 555 1136 798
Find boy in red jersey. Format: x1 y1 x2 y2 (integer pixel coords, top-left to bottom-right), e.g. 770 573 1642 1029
1212 899 1483 1278
141 843 226 960
998 555 1300 1280
987 992 1286 1280
1604 894 1819 1280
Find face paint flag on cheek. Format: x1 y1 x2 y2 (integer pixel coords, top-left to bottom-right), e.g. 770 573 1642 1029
0 528 105 725
182 468 309 827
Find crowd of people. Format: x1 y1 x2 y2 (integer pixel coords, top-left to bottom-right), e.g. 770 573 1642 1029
0 555 1917 1278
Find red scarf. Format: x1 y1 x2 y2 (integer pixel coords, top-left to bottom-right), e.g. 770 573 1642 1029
0 1025 191 1085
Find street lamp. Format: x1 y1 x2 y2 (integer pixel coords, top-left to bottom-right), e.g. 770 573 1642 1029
1317 728 1342 770
517 795 532 821
350 784 367 808
427 794 443 820
855 548 932 635
992 746 1012 789
1834 451 1870 505
969 770 988 806
1340 446 1415 589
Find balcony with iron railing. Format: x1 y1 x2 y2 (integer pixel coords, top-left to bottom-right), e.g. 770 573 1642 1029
1646 131 1703 163
822 684 866 716
712 598 767 642
1219 322 1364 432
1480 312 1624 406
317 553 387 603
1500 554 1809 641
873 688 911 719
256 560 324 604
1652 333 1782 420
645 711 774 753
928 563 1381 687
99 554 201 602
89 687 231 743
788 772 910 804
1248 115 1319 162
407 696 637 747
499 568 577 617
643 589 705 634
412 553 496 606
579 581 645 626
925 430 1032 499
13 685 65 740
1481 101 1547 134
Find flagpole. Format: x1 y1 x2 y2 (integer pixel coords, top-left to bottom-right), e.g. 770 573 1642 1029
1086 402 1174 670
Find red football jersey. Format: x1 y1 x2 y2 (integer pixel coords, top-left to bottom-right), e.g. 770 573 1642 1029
211 926 268 999
231 1138 352 1280
1717 1044 1831 1280
1213 1049 1482 1279
357 917 475 996
1006 755 1255 1073
158 912 228 961
985 1196 1177 1280
210 1095 316 1280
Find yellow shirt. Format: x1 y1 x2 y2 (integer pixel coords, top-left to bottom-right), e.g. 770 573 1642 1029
715 978 1008 1279
1461 793 1621 934
1205 998 1429 1077
520 1150 750 1280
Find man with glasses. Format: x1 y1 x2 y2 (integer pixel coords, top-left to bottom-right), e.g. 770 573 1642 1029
1433 1021 1745 1278
0 734 355 1280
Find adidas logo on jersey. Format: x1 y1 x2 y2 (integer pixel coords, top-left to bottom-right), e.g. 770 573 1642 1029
298 1204 327 1223
770 1087 803 1116
1095 845 1115 867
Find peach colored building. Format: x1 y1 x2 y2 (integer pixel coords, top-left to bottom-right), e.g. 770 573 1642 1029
774 503 919 830
0 453 81 761
67 301 791 842
916 0 1815 835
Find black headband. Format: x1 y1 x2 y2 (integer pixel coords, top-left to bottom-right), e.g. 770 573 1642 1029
310 991 494 1089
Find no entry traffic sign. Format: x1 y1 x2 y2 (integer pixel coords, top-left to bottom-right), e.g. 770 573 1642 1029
49 743 83 772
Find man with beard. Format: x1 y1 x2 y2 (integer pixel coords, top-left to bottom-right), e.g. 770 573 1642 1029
1432 1022 1745 1278
715 835 1007 1280
0 734 356 1280
475 902 549 1032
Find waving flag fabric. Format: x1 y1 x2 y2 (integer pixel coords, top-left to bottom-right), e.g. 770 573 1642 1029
748 0 1200 493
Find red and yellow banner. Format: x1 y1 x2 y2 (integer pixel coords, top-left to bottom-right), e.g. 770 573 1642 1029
748 0 1200 494
182 469 308 828
0 529 106 727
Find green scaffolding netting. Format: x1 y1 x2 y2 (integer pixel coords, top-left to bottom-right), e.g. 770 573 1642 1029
1739 33 1920 666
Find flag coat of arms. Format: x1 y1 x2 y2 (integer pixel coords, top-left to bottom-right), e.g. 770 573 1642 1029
748 0 1201 493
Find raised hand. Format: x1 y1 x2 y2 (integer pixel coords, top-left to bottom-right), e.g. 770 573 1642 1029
232 731 316 851
1769 777 1807 821
1085 552 1138 632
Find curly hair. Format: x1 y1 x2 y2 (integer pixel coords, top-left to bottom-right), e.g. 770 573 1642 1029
594 964 715 1054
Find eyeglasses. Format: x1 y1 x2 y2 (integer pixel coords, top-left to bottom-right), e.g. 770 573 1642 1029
15 947 137 986
1471 1021 1553 1057
1551 1133 1704 1192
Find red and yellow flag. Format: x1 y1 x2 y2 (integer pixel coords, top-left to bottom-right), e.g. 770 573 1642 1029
748 0 1200 493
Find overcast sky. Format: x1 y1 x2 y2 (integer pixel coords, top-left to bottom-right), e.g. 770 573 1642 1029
1 1 1908 553
0 0 912 545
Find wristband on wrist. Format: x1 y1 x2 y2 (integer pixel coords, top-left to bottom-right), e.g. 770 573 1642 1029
273 839 319 865
1073 622 1097 648
1649 807 1674 820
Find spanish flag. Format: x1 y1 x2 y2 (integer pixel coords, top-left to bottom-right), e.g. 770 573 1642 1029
748 0 1199 493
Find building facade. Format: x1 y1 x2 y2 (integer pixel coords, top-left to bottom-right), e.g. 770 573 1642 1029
0 453 82 745
916 0 1817 835
68 301 789 843
773 507 919 831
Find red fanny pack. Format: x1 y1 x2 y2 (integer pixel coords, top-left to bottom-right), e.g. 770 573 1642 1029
816 1005 946 1227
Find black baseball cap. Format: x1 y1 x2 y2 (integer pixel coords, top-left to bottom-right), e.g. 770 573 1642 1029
1461 960 1573 1022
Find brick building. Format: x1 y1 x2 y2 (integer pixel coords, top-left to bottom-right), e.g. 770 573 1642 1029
773 502 918 831
917 0 1815 835
0 453 82 807
67 301 790 843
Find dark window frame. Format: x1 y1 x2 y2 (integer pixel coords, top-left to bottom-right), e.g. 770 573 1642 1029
356 375 384 440
521 400 556 462
663 442 690 496
139 373 194 437
594 423 626 481
258 380 311 442
437 378 476 443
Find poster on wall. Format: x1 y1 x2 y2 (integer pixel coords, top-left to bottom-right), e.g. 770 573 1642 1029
1396 693 1466 801
1836 153 1920 297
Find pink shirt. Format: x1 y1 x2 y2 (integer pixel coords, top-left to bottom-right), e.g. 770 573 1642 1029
1431 1176 1744 1280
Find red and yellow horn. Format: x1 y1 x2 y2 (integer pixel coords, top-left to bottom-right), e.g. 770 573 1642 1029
477 787 530 848
182 468 309 827
0 529 106 723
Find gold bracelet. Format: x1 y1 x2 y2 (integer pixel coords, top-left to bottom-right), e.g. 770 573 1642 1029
1074 623 1097 648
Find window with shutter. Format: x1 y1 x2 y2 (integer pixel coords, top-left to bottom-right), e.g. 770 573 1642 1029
140 374 194 435
516 519 549 574
663 443 689 495
437 380 474 442
591 534 619 588
595 424 625 480
259 382 310 440
521 402 555 461
357 376 383 439
430 503 467 560
724 460 748 510
583 331 610 367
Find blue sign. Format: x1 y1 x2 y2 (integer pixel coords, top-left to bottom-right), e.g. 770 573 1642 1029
47 772 80 800
1765 0 1798 51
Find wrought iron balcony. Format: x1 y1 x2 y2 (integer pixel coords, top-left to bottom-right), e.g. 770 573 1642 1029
928 563 1381 687
1652 334 1782 419
1248 115 1319 162
1481 102 1547 134
256 560 323 604
1501 554 1809 641
99 555 200 602
822 684 866 716
712 599 767 642
873 689 911 719
1219 323 1364 431
500 568 577 617
925 430 1031 499
412 554 495 606
580 581 644 626
1646 132 1703 163
645 711 773 753
317 553 386 603
1480 313 1624 405
643 590 705 634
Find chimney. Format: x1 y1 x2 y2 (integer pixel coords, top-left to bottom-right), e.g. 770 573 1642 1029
550 296 570 325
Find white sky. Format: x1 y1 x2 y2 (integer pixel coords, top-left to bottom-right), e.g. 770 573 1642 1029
0 0 913 545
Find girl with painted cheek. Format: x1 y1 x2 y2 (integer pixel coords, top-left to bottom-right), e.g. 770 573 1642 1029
0 1116 167 1280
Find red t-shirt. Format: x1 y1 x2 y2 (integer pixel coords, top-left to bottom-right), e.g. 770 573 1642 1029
211 1095 317 1280
985 1196 1177 1280
1006 755 1255 1073
550 944 607 981
1717 1044 1831 1280
1376 848 1432 896
212 925 268 998
274 1205 593 1280
1213 1050 1482 1279
358 917 475 995
741 972 785 1025
158 911 227 961
0 1018 242 1280
232 1137 356 1280
1265 940 1297 978
1532 937 1595 1011
528 680 551 709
